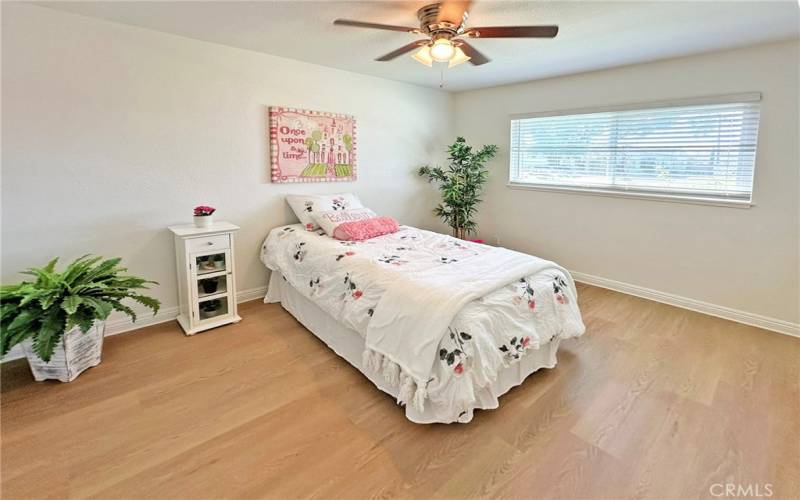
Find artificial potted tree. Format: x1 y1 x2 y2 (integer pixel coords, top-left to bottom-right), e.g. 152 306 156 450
0 255 160 382
418 137 498 239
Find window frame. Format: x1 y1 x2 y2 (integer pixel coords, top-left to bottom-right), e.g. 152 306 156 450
507 92 762 208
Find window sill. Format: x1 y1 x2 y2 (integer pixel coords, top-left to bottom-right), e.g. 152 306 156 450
505 182 754 209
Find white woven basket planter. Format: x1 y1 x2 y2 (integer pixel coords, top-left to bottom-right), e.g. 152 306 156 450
21 321 105 382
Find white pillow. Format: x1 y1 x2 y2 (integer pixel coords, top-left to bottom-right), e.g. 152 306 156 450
285 193 364 231
311 208 377 236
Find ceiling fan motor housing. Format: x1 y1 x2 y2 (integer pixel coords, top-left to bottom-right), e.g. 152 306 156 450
417 3 467 40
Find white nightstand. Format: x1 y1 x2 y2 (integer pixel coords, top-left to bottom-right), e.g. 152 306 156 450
168 221 242 335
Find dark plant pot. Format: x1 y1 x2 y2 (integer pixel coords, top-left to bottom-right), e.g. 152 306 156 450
202 279 218 294
200 300 222 319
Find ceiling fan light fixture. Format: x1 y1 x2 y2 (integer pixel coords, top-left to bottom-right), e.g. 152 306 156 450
448 46 471 68
412 45 434 67
429 38 456 62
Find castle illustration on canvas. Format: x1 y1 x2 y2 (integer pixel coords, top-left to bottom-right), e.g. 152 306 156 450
269 107 357 183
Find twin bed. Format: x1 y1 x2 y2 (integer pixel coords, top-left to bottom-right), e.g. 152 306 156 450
260 214 585 424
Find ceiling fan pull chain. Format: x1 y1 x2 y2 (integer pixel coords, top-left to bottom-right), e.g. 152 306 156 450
440 64 445 89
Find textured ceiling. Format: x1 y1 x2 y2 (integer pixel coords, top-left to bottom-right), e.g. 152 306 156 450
36 0 800 92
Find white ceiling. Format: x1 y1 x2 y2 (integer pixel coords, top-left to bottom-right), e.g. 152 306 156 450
36 0 800 92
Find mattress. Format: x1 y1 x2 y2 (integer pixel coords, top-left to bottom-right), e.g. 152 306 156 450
265 272 561 424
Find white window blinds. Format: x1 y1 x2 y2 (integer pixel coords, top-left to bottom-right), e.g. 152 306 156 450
509 96 761 203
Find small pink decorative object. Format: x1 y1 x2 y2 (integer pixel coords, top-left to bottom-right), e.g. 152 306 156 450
333 217 399 241
193 205 216 216
468 239 485 244
193 205 216 228
269 106 357 183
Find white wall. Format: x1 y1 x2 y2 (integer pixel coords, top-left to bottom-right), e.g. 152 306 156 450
3 3 797 340
453 40 800 325
1 3 452 325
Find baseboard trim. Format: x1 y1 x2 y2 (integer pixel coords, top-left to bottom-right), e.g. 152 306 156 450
6 276 795 363
571 271 800 338
235 286 270 303
1 286 269 363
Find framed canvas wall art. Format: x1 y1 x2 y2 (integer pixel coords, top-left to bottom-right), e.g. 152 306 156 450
269 106 357 183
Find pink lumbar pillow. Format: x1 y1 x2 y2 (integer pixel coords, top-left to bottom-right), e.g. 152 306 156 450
311 208 377 236
333 216 399 241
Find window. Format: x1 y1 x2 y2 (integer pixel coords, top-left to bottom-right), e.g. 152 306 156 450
509 94 761 205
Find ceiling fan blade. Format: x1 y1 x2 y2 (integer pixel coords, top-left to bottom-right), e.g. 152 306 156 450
437 0 471 25
333 19 418 33
458 41 490 66
464 26 559 38
375 40 429 61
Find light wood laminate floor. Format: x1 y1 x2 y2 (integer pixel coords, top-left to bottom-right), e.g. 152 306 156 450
2 284 798 499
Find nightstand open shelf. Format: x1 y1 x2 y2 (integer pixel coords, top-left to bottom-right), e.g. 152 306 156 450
168 221 241 335
198 285 228 301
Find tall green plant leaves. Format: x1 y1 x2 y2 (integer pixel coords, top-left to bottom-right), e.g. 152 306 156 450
418 137 498 238
81 297 114 320
0 255 160 362
130 295 160 315
107 300 137 323
33 308 65 361
6 309 38 333
61 295 83 315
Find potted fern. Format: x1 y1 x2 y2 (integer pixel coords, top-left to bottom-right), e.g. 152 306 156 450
0 255 160 382
418 137 498 239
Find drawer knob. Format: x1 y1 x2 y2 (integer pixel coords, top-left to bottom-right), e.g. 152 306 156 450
207 242 213 245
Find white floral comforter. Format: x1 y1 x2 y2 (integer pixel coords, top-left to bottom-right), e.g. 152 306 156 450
260 224 585 421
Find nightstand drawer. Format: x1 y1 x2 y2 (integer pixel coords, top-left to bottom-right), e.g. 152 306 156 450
186 234 230 253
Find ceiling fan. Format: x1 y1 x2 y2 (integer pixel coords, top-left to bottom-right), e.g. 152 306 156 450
333 1 558 68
